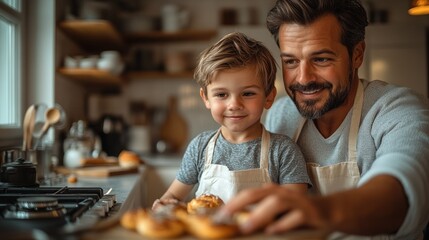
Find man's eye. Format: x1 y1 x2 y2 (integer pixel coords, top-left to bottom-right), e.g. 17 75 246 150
314 57 331 65
283 59 298 68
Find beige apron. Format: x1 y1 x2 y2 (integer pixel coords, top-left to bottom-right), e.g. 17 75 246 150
195 127 272 203
297 81 392 239
293 80 363 195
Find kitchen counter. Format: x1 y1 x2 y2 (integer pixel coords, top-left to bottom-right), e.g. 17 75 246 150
46 170 142 204
55 157 328 240
82 225 329 240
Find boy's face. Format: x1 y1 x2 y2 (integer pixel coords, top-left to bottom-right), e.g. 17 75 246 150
200 65 276 140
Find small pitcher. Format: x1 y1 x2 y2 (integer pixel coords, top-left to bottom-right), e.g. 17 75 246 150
161 4 190 32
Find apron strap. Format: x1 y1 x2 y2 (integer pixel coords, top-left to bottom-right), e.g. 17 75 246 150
205 126 270 169
205 129 221 165
259 126 270 169
347 80 364 162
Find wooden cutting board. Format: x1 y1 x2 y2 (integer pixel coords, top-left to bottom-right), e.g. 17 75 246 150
55 166 139 178
159 96 188 153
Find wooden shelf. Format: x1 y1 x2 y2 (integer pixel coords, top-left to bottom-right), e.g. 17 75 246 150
126 70 194 79
58 20 216 88
58 68 123 86
59 20 125 52
125 29 218 43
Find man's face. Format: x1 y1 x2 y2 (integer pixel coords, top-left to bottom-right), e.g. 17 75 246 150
278 14 355 119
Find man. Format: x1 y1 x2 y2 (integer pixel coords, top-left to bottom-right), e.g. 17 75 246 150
216 0 429 239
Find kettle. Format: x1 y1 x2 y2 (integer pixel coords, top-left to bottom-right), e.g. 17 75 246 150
0 158 38 187
93 115 127 157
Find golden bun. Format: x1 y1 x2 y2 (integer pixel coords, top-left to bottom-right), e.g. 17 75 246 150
181 213 239 239
118 150 141 167
120 208 141 230
120 201 246 239
136 209 186 239
67 174 78 183
187 194 224 214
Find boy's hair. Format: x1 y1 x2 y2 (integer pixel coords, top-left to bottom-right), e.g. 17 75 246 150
194 32 277 96
267 0 368 57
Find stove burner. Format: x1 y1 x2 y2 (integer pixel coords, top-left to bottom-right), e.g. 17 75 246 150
18 196 59 209
0 186 116 236
3 196 67 220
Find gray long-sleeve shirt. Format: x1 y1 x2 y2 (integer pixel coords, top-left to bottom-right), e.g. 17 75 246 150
265 79 429 239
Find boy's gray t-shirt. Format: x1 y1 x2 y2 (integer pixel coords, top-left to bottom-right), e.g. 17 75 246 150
176 130 311 186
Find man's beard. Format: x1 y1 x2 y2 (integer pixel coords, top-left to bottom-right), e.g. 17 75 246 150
289 72 352 119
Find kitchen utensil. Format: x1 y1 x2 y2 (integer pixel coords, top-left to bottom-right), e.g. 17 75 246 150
27 148 53 182
33 105 66 148
159 96 188 153
35 107 61 138
22 105 36 151
29 103 48 149
0 158 38 187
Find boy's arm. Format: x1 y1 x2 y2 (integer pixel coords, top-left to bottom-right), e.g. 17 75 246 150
152 179 194 210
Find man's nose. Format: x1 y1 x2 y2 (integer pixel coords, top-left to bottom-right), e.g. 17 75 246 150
297 62 316 84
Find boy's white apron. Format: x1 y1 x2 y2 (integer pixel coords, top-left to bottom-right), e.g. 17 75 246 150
195 127 272 202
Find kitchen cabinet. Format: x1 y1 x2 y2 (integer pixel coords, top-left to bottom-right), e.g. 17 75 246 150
58 20 217 88
360 24 428 98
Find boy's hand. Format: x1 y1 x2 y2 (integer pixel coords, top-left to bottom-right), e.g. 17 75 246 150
152 198 180 210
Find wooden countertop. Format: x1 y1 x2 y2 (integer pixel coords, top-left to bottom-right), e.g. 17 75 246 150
79 215 329 240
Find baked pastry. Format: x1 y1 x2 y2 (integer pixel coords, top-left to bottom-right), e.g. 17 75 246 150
67 174 78 183
120 196 242 239
233 210 251 225
120 208 141 230
187 194 224 214
181 212 239 239
118 150 141 167
136 209 186 239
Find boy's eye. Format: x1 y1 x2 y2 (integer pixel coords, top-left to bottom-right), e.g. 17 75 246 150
243 92 256 97
214 93 227 98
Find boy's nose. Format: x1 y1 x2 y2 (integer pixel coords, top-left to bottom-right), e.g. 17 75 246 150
228 96 243 110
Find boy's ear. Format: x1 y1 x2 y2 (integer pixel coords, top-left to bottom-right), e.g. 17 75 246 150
200 88 211 109
264 87 277 109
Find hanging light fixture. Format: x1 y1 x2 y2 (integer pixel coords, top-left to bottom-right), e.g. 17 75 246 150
408 0 429 15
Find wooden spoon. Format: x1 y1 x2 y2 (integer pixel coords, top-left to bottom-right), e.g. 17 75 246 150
34 107 61 148
22 105 36 151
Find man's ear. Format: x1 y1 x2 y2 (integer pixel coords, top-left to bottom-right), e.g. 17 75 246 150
264 87 277 109
200 88 211 109
353 41 365 69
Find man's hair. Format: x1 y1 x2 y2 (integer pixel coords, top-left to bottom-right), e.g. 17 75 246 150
266 0 368 55
194 32 277 96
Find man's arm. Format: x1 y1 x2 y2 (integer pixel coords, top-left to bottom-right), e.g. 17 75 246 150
217 175 408 236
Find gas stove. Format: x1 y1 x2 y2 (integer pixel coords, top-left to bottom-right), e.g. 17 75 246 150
0 186 118 239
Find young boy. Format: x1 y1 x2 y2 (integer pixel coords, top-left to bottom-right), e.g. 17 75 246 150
153 32 310 209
